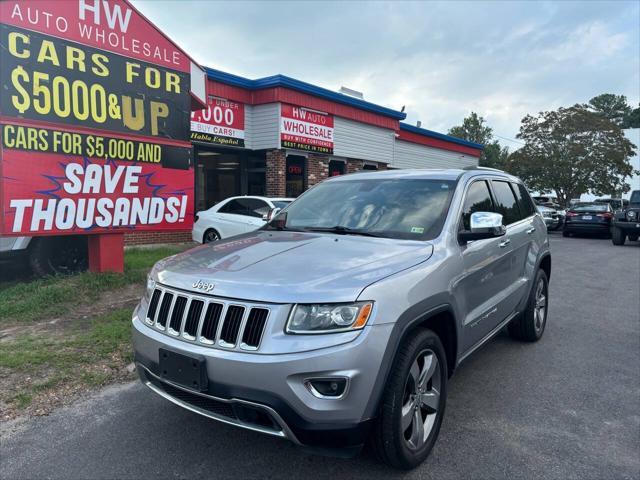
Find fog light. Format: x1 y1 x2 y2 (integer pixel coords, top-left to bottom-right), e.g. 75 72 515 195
305 378 348 398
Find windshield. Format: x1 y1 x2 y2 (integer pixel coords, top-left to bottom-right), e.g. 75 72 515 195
573 204 608 212
272 201 291 209
268 178 457 240
630 191 640 205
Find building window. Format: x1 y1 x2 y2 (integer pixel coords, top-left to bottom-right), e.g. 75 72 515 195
247 155 266 196
286 155 306 197
329 160 346 177
194 147 265 211
362 162 378 171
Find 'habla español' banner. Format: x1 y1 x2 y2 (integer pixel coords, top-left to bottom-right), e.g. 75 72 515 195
191 97 245 147
0 0 200 236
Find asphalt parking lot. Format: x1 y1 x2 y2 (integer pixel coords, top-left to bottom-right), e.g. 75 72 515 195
2 233 639 480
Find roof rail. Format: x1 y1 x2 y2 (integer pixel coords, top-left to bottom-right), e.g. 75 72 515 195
462 165 506 173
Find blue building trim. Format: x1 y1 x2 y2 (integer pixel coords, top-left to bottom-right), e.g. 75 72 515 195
205 67 407 120
400 122 484 150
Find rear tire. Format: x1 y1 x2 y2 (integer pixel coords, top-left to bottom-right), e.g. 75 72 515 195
372 329 447 470
562 229 570 237
629 235 638 242
611 227 626 246
203 229 221 243
29 236 88 276
508 269 548 342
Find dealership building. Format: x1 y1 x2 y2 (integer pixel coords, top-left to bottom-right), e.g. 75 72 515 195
127 67 483 244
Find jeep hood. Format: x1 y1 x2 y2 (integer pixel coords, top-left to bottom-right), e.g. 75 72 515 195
152 231 433 303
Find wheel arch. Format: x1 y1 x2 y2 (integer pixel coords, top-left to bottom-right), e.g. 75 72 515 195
363 302 459 420
539 253 551 282
203 227 221 243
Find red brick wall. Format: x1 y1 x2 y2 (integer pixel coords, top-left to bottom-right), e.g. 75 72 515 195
266 149 286 197
124 230 192 245
347 159 364 173
307 154 329 187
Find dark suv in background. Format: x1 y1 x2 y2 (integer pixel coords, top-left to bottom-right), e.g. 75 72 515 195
611 190 640 245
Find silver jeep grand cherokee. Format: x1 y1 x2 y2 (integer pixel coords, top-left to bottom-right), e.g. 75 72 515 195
132 168 551 469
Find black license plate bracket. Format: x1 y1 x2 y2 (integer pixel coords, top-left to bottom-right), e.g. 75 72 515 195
159 348 208 392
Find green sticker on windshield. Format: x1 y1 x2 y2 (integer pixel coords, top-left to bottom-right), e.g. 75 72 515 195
411 227 425 234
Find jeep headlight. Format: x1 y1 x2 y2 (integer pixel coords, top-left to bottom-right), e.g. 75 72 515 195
286 302 373 334
141 274 156 306
628 210 637 219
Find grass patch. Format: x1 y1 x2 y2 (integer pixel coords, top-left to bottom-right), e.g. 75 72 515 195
1 307 135 411
0 245 185 326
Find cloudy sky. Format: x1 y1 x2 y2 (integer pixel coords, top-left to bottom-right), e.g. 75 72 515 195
133 0 638 149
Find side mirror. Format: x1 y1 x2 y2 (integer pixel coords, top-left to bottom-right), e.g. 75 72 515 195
262 207 282 222
459 212 506 243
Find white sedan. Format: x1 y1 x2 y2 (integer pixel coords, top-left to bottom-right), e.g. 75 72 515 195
192 196 294 243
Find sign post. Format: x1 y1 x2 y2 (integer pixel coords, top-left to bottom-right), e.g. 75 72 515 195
0 0 206 273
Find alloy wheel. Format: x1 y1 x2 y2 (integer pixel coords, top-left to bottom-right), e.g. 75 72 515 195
401 349 441 450
204 231 220 243
534 278 547 334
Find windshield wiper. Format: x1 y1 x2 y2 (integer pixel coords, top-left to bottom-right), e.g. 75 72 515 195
302 226 385 237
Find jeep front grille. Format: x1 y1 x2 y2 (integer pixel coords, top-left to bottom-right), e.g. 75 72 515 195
145 285 270 351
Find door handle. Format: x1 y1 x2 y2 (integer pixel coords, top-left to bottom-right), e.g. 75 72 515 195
499 238 511 248
526 227 536 234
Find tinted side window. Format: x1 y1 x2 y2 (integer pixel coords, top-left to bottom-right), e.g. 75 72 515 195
219 199 247 215
243 199 270 218
461 181 495 230
514 183 536 217
492 181 522 225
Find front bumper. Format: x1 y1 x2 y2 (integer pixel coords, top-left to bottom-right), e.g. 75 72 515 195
132 308 391 448
613 221 640 233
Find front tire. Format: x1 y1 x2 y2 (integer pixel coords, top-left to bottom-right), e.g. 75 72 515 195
628 234 638 242
372 329 447 470
611 226 626 245
562 229 571 237
509 269 548 342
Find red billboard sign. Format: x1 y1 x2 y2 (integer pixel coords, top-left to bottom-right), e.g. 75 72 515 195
190 97 245 147
280 104 334 154
0 0 201 236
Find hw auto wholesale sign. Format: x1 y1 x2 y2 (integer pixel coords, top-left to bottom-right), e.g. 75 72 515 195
0 0 201 236
191 97 245 147
280 104 334 154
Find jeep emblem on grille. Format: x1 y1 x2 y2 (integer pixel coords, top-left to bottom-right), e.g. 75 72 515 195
192 280 215 292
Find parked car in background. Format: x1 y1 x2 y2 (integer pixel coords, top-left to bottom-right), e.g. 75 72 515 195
537 205 562 230
563 202 613 237
532 195 561 208
611 190 640 245
532 196 565 230
595 198 629 212
192 196 294 243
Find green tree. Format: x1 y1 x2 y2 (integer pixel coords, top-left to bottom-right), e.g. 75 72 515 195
509 104 637 207
448 112 493 145
588 93 632 126
448 112 508 168
623 104 640 129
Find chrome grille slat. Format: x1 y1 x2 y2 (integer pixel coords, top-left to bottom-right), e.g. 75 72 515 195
219 305 246 348
156 291 174 330
168 296 188 335
183 299 205 340
146 289 162 324
199 302 224 344
144 285 270 352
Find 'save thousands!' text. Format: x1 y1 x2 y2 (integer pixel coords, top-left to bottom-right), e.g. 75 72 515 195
9 163 188 233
